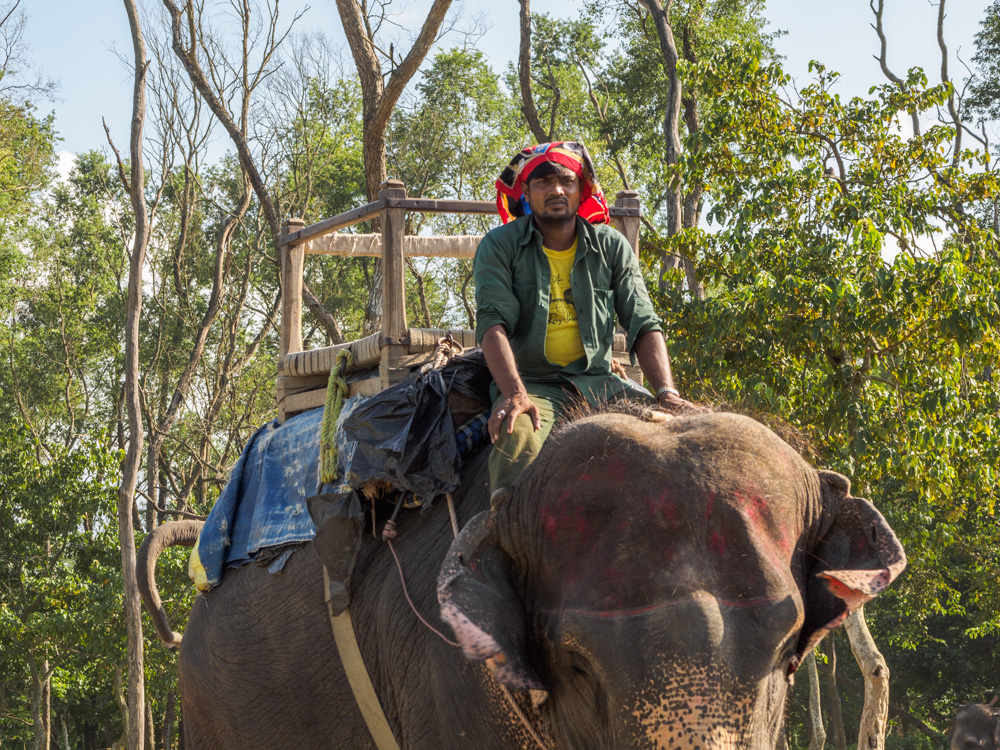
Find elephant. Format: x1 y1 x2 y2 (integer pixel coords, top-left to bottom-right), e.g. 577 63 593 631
139 407 906 749
947 697 1000 750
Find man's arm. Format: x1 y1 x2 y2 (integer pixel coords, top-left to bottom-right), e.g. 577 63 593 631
481 324 542 442
632 330 701 411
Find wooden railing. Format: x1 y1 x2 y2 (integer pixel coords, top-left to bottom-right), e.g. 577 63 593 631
276 179 642 422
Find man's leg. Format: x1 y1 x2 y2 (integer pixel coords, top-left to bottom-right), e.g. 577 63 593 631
488 384 575 493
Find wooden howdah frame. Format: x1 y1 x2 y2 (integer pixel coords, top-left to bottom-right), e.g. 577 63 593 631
276 179 643 423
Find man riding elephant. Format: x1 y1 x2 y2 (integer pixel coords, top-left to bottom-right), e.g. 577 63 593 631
475 141 699 494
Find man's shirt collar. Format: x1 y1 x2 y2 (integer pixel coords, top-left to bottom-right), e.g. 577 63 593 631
518 215 596 253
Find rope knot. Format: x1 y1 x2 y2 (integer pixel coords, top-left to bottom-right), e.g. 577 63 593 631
433 333 464 369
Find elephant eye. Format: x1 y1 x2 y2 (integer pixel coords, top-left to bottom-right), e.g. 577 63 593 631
568 650 593 680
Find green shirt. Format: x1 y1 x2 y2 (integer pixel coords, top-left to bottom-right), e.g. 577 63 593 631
474 214 663 403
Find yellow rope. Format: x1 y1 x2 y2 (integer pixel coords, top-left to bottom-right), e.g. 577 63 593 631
320 348 354 485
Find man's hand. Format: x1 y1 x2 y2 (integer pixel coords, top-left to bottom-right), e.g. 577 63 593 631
656 390 707 413
489 391 542 443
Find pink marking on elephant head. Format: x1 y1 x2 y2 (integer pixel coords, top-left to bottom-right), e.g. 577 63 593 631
645 488 679 528
703 490 716 520
603 456 627 484
709 530 728 558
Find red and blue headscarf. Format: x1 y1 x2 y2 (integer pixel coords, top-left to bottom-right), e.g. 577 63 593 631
495 141 610 225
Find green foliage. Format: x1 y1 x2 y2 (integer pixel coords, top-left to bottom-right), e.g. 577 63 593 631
0 423 125 746
394 48 521 203
655 40 1000 721
507 12 606 143
0 98 55 221
281 74 366 221
968 0 1000 121
390 48 527 329
3 151 128 444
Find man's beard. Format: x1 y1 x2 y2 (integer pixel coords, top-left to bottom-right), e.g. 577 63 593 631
534 199 576 226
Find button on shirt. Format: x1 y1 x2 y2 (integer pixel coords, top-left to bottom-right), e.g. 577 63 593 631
473 214 663 404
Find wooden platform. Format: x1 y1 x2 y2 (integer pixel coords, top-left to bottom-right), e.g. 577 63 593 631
276 181 643 423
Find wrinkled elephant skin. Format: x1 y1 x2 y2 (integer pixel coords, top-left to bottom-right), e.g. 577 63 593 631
172 449 542 749
439 411 906 749
143 409 905 750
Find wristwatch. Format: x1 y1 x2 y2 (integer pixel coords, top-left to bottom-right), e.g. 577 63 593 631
655 386 680 399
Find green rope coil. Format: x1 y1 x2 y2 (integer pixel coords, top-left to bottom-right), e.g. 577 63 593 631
320 348 354 485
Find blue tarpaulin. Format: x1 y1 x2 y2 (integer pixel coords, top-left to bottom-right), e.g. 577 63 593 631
198 408 324 588
197 359 492 590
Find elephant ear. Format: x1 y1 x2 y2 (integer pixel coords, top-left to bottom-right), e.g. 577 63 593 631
437 509 544 691
794 471 907 669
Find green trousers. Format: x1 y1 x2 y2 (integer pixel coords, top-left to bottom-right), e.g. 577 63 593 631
487 382 580 493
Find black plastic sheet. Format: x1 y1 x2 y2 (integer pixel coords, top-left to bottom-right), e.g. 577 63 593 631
336 350 491 505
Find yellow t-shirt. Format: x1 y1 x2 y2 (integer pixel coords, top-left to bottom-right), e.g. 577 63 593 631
544 239 585 366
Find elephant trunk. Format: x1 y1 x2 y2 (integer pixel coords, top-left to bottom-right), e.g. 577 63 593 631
137 520 203 648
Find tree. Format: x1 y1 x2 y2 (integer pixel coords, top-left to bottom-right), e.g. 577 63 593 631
608 0 770 294
161 0 360 348
263 35 369 345
516 0 548 144
113 0 154 744
334 0 454 334
804 650 826 750
0 0 56 234
968 0 1000 246
969 0 1000 121
0 425 122 749
389 47 524 330
662 39 999 744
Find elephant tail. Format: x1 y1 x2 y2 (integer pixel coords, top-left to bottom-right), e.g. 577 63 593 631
137 520 204 649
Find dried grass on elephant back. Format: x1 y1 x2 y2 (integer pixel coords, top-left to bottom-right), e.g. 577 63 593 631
557 395 819 463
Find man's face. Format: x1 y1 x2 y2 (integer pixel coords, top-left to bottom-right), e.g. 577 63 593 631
521 164 581 224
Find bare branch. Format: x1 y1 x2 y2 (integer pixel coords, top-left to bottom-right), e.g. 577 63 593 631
119 0 151 745
160 0 297 246
576 60 631 190
870 0 920 136
518 0 547 143
936 0 963 166
302 281 346 344
102 118 132 193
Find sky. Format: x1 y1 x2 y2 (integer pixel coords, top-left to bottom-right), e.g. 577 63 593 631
17 0 993 166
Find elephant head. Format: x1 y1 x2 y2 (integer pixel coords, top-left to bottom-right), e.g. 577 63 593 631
438 410 905 749
948 698 1000 750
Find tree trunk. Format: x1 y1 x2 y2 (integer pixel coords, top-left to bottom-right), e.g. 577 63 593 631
145 696 155 750
112 662 129 750
825 636 848 750
60 711 71 750
43 662 51 750
817 657 944 745
335 0 452 335
634 0 703 298
162 687 177 750
27 651 48 750
517 0 548 143
806 650 827 750
845 605 890 750
637 0 683 241
119 0 150 747
146 448 159 532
